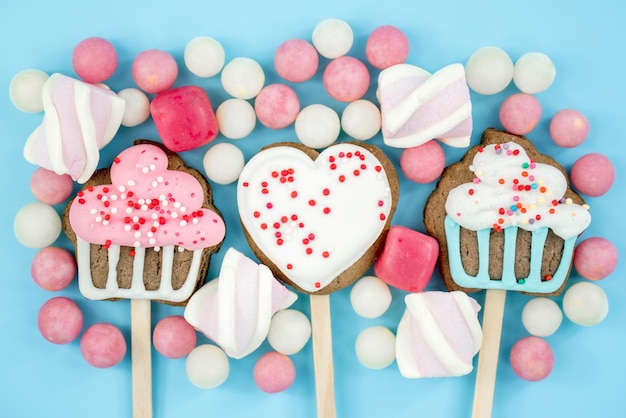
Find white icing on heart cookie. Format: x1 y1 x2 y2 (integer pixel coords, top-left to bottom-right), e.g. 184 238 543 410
237 143 395 293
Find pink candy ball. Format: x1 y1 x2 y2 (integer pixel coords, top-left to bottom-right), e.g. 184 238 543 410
30 168 74 205
132 49 178 94
274 39 319 82
253 351 296 394
400 140 445 184
323 56 370 102
80 323 127 368
499 93 542 135
38 297 83 344
255 84 300 129
510 336 554 381
574 237 618 280
72 37 118 84
570 153 615 197
365 25 409 70
550 109 589 147
153 316 197 359
31 246 76 291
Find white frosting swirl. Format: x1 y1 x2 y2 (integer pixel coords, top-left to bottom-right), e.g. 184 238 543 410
445 142 590 239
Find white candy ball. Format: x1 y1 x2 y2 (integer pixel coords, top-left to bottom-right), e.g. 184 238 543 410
216 98 256 139
14 202 61 248
312 18 354 59
563 282 609 326
9 69 49 113
295 104 340 149
350 276 392 319
117 88 150 127
267 309 312 355
513 52 556 94
465 46 514 95
184 36 225 78
186 344 229 389
203 142 245 185
221 57 265 100
341 99 381 141
521 297 563 337
355 326 396 369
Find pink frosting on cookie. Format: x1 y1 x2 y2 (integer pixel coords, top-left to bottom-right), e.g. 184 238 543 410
69 143 225 250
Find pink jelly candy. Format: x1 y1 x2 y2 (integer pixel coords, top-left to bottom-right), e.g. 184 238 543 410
150 86 218 152
374 225 439 292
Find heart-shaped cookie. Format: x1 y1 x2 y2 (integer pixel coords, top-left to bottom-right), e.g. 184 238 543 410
237 142 398 294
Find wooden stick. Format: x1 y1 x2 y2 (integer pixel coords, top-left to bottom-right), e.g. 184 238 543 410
131 299 153 418
471 289 507 418
310 294 336 418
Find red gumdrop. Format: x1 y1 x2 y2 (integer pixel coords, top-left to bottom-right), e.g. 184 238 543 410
150 86 218 152
374 225 439 292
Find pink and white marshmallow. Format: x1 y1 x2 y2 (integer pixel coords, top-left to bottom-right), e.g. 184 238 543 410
23 73 125 183
396 291 482 378
184 248 297 359
378 63 472 148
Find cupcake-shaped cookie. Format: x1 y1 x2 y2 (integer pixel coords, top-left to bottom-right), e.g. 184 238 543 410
424 129 591 295
64 141 226 305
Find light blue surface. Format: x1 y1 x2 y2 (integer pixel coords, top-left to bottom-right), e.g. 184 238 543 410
1 1 624 417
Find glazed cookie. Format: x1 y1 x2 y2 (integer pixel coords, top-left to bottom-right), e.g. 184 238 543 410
424 128 591 295
63 140 226 306
237 141 399 295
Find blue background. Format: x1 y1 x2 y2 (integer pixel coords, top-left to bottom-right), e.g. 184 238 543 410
1 1 624 417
